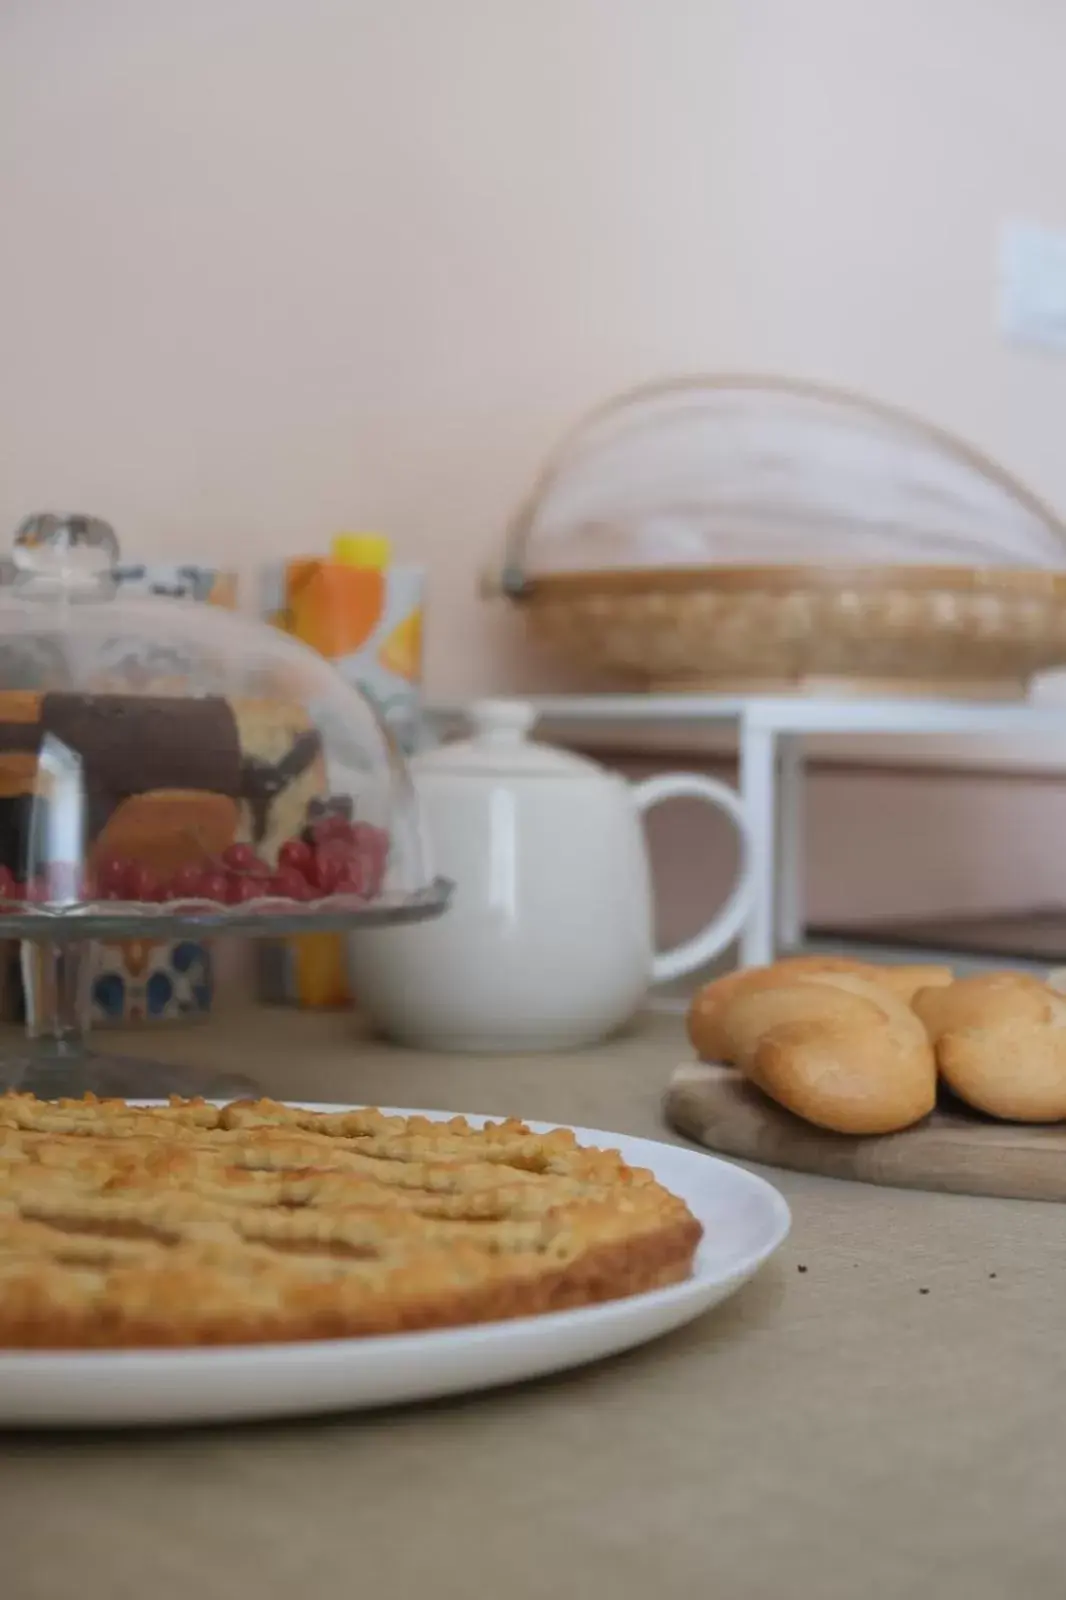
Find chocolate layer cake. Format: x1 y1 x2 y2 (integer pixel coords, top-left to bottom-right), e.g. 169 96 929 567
0 691 328 877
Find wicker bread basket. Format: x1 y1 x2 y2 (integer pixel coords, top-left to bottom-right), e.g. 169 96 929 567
496 377 1066 698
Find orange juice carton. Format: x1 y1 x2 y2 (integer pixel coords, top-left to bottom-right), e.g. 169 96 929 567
262 534 424 755
256 535 424 1008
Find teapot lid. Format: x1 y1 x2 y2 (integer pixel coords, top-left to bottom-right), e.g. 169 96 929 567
414 700 601 779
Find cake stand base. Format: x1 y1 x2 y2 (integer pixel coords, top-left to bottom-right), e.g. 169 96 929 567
2 939 260 1101
0 1041 259 1102
0 883 454 1103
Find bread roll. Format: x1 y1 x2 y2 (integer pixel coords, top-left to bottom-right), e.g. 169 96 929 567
722 970 937 1135
687 955 952 1065
873 964 955 1004
914 972 1066 1123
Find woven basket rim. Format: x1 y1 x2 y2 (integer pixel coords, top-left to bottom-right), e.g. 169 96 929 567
515 564 1066 601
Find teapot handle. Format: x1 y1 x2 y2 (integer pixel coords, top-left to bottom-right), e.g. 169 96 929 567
631 773 753 984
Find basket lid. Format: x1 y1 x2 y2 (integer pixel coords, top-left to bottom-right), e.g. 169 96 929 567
499 376 1066 591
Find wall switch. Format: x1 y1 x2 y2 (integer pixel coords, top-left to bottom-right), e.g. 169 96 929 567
1000 221 1066 353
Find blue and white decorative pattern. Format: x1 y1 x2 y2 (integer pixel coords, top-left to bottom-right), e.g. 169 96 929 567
91 939 213 1027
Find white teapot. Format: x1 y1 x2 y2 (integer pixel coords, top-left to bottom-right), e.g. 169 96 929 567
348 700 753 1051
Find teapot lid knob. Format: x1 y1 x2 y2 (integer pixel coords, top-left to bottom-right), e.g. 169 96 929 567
467 699 539 745
414 697 599 779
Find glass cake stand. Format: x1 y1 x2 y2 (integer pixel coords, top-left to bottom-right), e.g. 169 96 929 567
0 509 451 1102
0 882 451 1100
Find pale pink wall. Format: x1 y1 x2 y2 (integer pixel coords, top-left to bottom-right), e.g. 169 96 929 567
0 0 740 695
711 0 1066 515
4 2 1066 721
698 0 1066 774
4 1 1066 932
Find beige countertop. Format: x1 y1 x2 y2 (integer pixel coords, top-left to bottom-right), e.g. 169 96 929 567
4 1005 1066 1600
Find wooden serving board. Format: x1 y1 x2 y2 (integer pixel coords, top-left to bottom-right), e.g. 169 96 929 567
665 1061 1066 1202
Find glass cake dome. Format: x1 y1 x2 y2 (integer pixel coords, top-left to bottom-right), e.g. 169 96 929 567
0 513 449 1102
0 513 440 922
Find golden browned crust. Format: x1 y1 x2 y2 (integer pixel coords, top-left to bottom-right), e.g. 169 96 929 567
695 970 937 1136
914 972 1066 1123
687 956 953 1066
0 1096 701 1349
874 964 955 1004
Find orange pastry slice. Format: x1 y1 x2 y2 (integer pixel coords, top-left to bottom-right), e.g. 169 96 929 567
93 791 240 874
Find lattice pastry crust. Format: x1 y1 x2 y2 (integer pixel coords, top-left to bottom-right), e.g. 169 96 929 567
0 1095 702 1349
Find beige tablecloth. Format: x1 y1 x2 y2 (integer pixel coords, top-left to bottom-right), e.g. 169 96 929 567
3 1005 1065 1600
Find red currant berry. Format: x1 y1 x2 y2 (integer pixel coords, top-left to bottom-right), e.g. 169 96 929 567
198 870 230 904
331 862 368 898
271 865 312 901
96 855 129 896
309 814 354 848
278 837 315 877
309 841 354 893
221 844 270 878
226 874 262 905
123 862 161 903
167 863 206 900
221 842 256 872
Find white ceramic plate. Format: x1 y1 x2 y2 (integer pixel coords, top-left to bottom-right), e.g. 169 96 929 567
0 1106 790 1428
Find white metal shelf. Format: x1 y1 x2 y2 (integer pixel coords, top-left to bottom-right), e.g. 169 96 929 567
428 693 1066 967
434 692 1066 737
